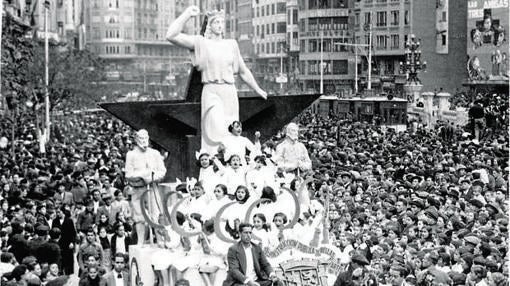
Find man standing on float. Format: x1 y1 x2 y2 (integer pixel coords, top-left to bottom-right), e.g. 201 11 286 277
125 129 167 245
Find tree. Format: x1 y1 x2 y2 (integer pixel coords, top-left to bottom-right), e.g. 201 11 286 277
25 46 106 110
1 13 106 111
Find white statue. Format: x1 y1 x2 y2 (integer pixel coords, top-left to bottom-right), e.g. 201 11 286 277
125 129 167 245
166 6 267 156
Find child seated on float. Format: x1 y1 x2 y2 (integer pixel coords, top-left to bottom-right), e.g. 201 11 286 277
196 151 223 198
220 154 248 197
197 219 230 286
251 213 276 249
224 186 253 240
271 212 294 242
151 212 206 286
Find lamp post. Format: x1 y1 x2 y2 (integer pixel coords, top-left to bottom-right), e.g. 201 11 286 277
44 0 50 145
400 34 427 84
400 34 426 105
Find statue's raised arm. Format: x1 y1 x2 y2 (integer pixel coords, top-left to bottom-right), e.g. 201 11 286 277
166 6 267 156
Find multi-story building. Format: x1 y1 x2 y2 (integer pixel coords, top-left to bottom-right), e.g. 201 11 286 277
297 0 353 95
353 0 412 91
252 0 289 92
7 0 84 47
84 0 198 97
353 0 467 94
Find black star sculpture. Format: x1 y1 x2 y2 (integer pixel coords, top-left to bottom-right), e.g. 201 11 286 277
100 17 319 180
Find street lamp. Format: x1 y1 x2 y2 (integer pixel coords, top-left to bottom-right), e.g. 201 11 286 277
400 34 427 84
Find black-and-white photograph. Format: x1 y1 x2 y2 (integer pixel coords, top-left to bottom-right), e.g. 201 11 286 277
0 0 508 286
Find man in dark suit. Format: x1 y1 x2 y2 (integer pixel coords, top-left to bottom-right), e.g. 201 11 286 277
104 253 130 286
53 206 77 275
223 223 282 286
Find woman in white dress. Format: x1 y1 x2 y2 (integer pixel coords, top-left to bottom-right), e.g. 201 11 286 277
221 121 261 166
166 6 267 155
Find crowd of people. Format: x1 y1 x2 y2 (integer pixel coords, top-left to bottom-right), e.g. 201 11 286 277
0 94 507 286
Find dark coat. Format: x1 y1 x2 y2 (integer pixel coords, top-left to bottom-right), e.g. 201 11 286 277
110 235 132 257
222 242 273 286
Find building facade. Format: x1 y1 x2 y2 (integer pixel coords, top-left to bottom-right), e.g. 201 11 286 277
353 0 412 91
252 0 288 92
353 0 468 94
84 0 198 97
297 0 353 95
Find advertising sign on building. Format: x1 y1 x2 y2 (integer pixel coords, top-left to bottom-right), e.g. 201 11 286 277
466 0 509 82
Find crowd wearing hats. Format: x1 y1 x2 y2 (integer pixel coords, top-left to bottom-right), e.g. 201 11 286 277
0 97 507 286
292 109 508 286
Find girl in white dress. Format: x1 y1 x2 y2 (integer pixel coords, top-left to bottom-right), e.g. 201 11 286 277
204 184 232 220
197 151 222 198
221 154 247 197
224 186 252 239
251 213 277 249
245 155 277 198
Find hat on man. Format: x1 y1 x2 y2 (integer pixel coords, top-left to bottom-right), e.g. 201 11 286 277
469 198 484 209
472 180 485 188
351 253 370 266
464 235 481 246
449 273 467 286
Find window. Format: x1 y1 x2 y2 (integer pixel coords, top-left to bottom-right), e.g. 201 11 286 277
267 24 270 34
309 18 318 31
277 22 286 33
272 23 275 34
308 60 318 74
355 12 360 26
301 39 306 51
441 11 447 22
261 6 264 16
441 34 447 46
364 12 371 25
333 60 348 74
309 0 317 9
272 4 275 15
376 11 387 27
57 22 63 35
319 18 331 30
390 34 399 49
390 10 399 25
277 2 286 13
271 42 275 53
256 7 259 17
256 25 259 36
333 17 348 30
376 35 387 49
404 10 409 25
293 10 298 24
309 39 318 52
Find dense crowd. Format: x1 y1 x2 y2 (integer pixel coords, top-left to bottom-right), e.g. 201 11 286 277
0 95 507 286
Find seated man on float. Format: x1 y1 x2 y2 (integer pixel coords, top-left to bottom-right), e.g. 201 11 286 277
274 123 312 177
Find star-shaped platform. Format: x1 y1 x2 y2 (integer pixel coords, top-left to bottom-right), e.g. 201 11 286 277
100 92 319 179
